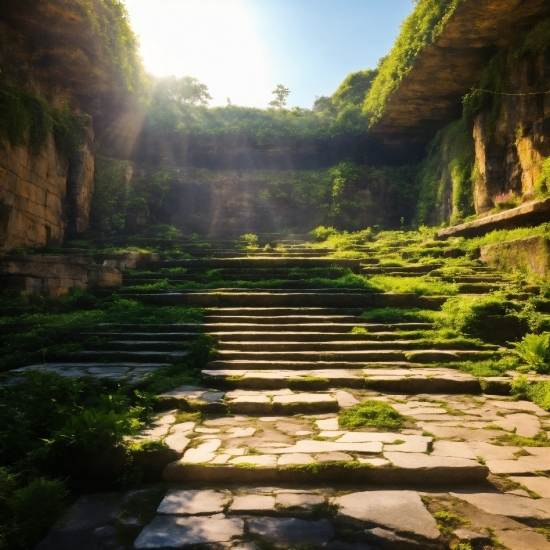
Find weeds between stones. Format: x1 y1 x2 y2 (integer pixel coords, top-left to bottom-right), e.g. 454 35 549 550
338 400 405 431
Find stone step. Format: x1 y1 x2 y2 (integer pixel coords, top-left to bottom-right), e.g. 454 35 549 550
53 350 189 362
216 340 495 352
201 367 483 393
204 323 432 333
10 362 167 383
215 349 496 362
85 340 190 351
96 323 202 332
160 258 363 269
204 314 367 324
204 307 367 316
87 332 201 341
457 283 505 294
206 359 429 370
362 264 443 274
207 331 433 342
118 292 447 309
436 275 506 283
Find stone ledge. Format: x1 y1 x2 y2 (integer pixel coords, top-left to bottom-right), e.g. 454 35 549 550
480 234 550 277
435 198 550 240
0 254 121 296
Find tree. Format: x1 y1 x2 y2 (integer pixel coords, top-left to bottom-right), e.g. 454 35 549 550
155 76 213 106
269 84 290 109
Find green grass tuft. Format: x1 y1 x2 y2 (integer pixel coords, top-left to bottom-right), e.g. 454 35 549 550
338 400 404 431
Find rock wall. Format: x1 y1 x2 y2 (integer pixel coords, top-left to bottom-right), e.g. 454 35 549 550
0 0 140 251
0 126 94 252
92 161 415 235
472 49 550 214
0 254 121 296
369 0 550 163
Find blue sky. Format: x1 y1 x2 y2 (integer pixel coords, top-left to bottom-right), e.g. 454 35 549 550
124 0 413 108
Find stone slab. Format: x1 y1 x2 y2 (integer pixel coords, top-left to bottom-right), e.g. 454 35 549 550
495 528 550 550
134 515 244 548
275 493 325 510
247 517 334 548
510 476 550 498
157 490 230 515
450 491 550 523
335 491 440 540
229 494 276 513
436 198 550 240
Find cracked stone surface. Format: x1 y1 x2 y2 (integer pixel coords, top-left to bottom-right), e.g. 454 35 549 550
335 491 440 540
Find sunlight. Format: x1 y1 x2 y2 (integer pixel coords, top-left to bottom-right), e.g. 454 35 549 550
125 0 273 107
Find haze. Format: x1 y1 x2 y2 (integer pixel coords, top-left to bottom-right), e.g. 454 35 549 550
124 0 413 108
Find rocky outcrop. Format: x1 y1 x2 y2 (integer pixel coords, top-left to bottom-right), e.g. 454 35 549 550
0 254 121 296
0 0 140 251
0 125 94 252
369 0 550 162
479 235 550 277
471 51 550 214
94 162 415 235
435 198 550 239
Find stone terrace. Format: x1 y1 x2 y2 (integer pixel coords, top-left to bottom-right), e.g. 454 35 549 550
33 233 550 550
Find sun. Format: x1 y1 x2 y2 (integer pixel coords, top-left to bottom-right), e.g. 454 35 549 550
124 0 273 107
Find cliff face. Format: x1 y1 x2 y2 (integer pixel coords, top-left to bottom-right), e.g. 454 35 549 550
0 126 94 252
92 161 415 235
472 50 550 214
369 0 550 163
0 0 139 251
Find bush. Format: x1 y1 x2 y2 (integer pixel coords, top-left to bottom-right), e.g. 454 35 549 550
0 471 67 550
509 333 550 373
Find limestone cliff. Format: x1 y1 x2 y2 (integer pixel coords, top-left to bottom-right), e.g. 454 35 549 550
0 0 140 251
369 0 550 163
91 161 415 235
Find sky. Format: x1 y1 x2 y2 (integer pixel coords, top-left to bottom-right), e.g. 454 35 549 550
123 0 414 109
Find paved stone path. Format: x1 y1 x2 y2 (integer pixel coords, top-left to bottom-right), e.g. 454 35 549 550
32 234 550 549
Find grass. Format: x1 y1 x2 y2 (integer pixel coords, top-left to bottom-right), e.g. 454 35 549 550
0 293 203 372
368 274 458 295
496 432 550 447
451 357 518 377
511 376 550 411
338 400 405 431
360 308 437 323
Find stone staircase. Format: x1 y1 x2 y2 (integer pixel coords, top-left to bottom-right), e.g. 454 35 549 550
31 233 550 550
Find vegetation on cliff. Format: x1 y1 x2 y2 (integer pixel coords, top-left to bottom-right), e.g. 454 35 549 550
414 119 475 226
363 0 463 127
75 0 144 92
462 16 550 126
0 82 90 154
91 158 416 235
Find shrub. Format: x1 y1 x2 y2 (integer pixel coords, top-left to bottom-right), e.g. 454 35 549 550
0 470 67 550
509 333 550 373
240 234 259 248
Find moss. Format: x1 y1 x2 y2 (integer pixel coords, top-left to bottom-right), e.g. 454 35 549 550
0 83 88 154
497 432 550 447
415 119 475 226
280 461 376 475
338 400 404 431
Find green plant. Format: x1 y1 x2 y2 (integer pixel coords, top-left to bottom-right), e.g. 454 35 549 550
240 233 259 248
0 470 67 550
509 333 550 373
338 400 404 430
